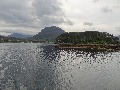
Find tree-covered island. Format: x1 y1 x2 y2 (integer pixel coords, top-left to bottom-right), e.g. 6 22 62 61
55 31 120 50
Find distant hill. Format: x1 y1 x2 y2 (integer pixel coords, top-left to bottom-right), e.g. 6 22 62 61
0 35 39 43
0 35 24 43
32 26 65 42
0 35 4 38
8 33 33 39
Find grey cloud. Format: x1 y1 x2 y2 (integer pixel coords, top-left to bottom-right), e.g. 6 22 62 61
115 27 120 31
101 7 113 13
0 29 35 35
113 5 119 9
66 19 74 25
0 29 21 34
32 0 73 27
83 22 93 26
0 0 33 23
0 30 21 36
32 0 63 17
93 0 99 3
0 0 73 30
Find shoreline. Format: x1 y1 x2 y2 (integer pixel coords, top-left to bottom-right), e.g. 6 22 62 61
55 44 120 51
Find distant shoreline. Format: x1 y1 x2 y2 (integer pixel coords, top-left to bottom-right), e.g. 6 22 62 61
55 44 120 51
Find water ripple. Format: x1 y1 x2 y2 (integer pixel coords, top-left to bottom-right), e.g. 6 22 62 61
0 43 120 90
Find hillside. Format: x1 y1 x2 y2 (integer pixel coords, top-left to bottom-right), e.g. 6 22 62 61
8 33 33 39
56 31 119 44
32 26 65 42
117 35 120 41
0 35 22 43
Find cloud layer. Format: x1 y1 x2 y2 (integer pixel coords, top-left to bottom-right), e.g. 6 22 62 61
0 0 72 35
83 22 93 26
101 7 113 13
0 0 120 35
60 0 120 35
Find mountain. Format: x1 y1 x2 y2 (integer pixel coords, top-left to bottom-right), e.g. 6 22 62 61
8 33 33 39
32 26 65 42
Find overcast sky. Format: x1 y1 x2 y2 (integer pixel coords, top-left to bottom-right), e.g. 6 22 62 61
0 0 120 36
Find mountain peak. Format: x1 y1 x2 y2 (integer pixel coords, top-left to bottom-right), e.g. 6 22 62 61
33 26 65 41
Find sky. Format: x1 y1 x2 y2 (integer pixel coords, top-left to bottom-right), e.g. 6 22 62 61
0 0 120 36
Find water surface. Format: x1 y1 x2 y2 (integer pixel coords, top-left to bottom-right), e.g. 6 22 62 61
0 43 120 90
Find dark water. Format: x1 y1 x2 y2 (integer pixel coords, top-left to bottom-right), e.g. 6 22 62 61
0 43 120 90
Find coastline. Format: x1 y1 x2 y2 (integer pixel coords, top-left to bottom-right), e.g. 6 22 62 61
55 44 120 51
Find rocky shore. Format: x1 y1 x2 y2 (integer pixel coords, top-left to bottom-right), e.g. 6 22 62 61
55 43 120 51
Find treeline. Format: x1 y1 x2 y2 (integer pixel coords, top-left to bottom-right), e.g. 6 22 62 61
56 31 119 44
0 35 41 43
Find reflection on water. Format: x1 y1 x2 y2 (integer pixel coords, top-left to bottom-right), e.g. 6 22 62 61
0 43 120 90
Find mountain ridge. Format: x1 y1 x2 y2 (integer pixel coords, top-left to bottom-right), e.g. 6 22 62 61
8 33 33 39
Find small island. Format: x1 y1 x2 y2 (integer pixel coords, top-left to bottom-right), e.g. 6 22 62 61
55 31 120 51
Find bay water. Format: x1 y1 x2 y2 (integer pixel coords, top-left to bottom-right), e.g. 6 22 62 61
0 43 120 90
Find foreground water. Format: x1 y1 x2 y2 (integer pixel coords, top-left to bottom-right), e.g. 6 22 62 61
0 43 120 90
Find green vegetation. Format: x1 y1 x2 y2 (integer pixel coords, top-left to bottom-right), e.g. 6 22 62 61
1 27 120 45
56 31 119 44
0 35 40 43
